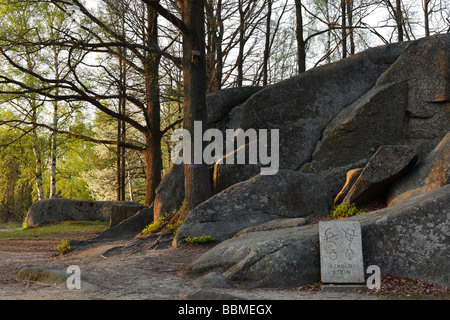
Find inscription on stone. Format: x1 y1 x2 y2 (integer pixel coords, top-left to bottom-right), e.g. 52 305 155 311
319 220 365 284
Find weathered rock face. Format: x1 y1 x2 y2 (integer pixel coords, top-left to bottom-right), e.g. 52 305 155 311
93 206 154 241
213 42 408 192
302 35 450 197
153 162 185 221
173 170 331 245
153 88 264 220
234 217 308 237
359 185 450 287
341 145 418 205
110 204 147 228
207 86 264 126
213 142 264 193
182 224 321 288
386 132 450 205
301 82 409 196
181 185 450 288
237 43 407 169
26 199 145 227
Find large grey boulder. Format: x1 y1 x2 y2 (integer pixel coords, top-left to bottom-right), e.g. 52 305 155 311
213 42 408 192
341 145 418 205
173 170 331 245
25 198 145 227
302 34 450 197
359 185 450 288
182 224 321 288
181 185 450 288
386 132 450 205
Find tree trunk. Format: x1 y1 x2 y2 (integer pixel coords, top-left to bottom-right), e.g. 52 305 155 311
144 3 162 206
424 0 430 37
325 1 332 64
182 0 212 211
295 0 306 73
126 149 134 202
117 102 126 201
50 93 58 198
144 132 161 206
341 0 347 59
263 0 272 85
395 0 404 42
31 108 44 201
215 0 224 92
237 0 245 87
347 0 355 55
117 0 127 202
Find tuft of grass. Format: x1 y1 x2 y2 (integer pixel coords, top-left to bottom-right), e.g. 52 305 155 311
184 235 218 245
330 203 365 219
140 213 184 236
140 200 189 237
56 239 73 255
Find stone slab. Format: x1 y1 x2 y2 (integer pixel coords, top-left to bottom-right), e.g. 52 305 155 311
319 220 365 284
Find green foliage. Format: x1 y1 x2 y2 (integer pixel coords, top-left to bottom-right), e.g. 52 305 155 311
21 215 28 230
139 200 190 237
330 203 365 219
0 127 36 223
0 117 97 223
184 235 218 245
82 110 147 204
140 213 184 236
140 214 170 235
56 239 73 255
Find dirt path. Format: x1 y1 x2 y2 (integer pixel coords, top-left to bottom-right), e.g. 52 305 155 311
0 234 379 300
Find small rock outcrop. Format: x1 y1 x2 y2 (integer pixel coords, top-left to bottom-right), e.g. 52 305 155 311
341 145 418 205
333 168 363 205
386 132 450 205
25 198 145 228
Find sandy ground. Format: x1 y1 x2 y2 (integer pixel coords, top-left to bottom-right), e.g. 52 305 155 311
0 232 378 301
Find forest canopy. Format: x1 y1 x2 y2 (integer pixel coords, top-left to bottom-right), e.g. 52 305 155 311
0 0 448 223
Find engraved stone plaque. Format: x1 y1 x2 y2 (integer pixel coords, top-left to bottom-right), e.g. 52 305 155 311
319 220 365 284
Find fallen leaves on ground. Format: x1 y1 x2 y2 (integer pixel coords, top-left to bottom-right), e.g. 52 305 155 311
297 274 450 299
366 274 450 299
